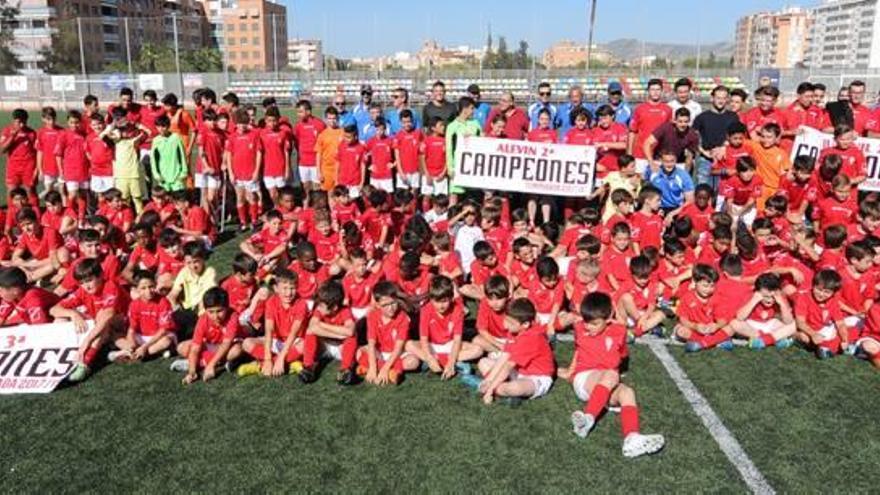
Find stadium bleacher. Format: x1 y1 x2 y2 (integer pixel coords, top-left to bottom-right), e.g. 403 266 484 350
225 80 306 104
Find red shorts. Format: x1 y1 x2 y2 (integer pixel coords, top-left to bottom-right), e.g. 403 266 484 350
6 165 35 187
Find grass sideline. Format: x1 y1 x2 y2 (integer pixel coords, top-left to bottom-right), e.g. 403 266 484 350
0 109 878 491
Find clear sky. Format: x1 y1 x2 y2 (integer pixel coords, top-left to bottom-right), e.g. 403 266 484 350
281 0 809 57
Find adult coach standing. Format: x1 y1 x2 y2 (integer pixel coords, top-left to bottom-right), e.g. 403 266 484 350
643 108 699 172
483 92 529 140
557 86 589 136
668 78 702 125
528 82 559 130
827 80 873 136
422 81 457 125
588 82 632 126
352 84 374 141
692 85 739 187
384 87 421 135
467 84 492 128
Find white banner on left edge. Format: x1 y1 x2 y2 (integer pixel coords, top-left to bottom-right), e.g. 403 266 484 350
0 322 85 394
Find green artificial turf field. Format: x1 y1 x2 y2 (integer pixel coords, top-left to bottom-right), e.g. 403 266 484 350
0 108 877 492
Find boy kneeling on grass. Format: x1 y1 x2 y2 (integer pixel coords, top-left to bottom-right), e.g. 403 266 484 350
171 287 243 384
564 292 665 458
463 298 556 406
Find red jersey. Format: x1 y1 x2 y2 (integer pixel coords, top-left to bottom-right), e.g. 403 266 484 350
393 128 423 174
676 291 722 325
470 260 509 287
572 321 627 373
850 103 873 135
2 125 36 170
818 146 865 180
260 127 291 178
360 208 392 245
483 226 512 262
139 104 167 150
783 102 829 133
58 280 127 318
419 301 465 345
288 261 332 299
630 211 664 250
129 244 159 272
86 134 114 176
813 195 857 227
249 227 289 256
592 122 628 172
713 276 752 320
778 175 818 212
504 325 555 376
61 255 120 292
366 135 394 180
0 287 58 326
54 128 89 182
342 270 383 309
97 204 134 233
225 129 262 179
292 116 326 167
197 127 225 175
527 279 565 314
558 225 593 255
527 128 558 143
367 309 411 353
128 296 174 337
630 101 672 159
192 311 241 346
220 275 255 314
714 143 752 174
157 247 184 276
510 260 537 289
336 141 367 186
564 127 593 146
741 107 785 136
35 125 63 176
839 268 877 312
600 246 634 287
265 295 309 340
421 135 446 178
720 174 763 206
678 203 712 233
862 303 880 338
476 299 509 339
617 280 660 310
15 228 61 260
794 290 843 334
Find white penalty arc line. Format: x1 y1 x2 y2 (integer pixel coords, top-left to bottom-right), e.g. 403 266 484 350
646 340 776 495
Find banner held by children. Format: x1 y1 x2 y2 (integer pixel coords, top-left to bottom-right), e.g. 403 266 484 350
0 322 84 394
790 125 880 191
453 136 597 197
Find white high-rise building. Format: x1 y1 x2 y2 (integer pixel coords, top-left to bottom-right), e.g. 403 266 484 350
288 39 322 71
733 7 812 69
806 0 880 69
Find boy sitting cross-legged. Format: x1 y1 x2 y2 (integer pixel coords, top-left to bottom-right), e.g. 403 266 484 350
674 264 734 353
172 287 243 384
109 269 177 363
565 292 666 458
466 298 556 406
730 273 796 350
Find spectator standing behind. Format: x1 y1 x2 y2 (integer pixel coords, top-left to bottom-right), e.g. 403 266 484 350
557 86 590 136
667 78 702 125
643 108 699 173
352 84 374 141
483 92 529 140
422 81 458 125
692 85 740 188
331 94 356 129
384 87 421 135
588 82 633 127
826 80 873 136
629 78 672 173
528 82 559 130
467 84 492 128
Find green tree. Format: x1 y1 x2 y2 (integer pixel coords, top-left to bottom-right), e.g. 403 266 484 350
38 23 83 74
0 1 18 73
493 36 510 69
182 48 223 72
515 40 529 69
134 43 177 73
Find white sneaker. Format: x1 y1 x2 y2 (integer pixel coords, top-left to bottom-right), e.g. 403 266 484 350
108 350 132 363
161 350 172 359
169 359 189 373
571 411 595 439
622 432 665 458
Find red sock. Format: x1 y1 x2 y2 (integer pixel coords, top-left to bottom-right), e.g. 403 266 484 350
584 384 611 417
302 334 318 367
620 405 640 437
83 346 100 366
236 205 248 226
248 345 266 360
249 203 261 224
340 336 357 369
702 330 730 348
760 333 776 346
284 347 302 363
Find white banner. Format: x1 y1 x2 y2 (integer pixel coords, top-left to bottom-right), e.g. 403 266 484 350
0 322 84 394
183 74 204 88
452 136 597 197
50 75 76 92
138 73 164 91
790 125 880 191
4 76 27 92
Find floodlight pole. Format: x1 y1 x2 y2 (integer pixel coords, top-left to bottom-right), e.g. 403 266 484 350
77 17 90 93
586 0 597 74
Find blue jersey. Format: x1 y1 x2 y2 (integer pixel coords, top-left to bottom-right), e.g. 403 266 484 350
352 103 373 140
473 102 492 128
384 107 422 135
587 100 633 126
644 166 694 209
338 110 356 129
527 102 560 130
556 101 589 135
361 120 377 142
